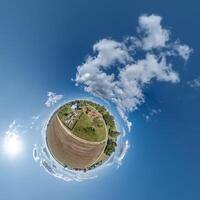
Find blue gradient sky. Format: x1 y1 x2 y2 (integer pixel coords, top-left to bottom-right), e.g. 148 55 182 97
0 0 200 200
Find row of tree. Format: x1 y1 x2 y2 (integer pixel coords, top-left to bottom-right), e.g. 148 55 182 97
104 139 117 156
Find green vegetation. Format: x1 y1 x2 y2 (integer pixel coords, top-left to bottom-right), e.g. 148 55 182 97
109 129 120 138
104 139 117 156
82 100 117 135
57 100 120 158
102 112 116 132
57 100 107 142
57 104 71 119
50 99 122 171
73 112 106 142
87 160 103 170
77 100 120 157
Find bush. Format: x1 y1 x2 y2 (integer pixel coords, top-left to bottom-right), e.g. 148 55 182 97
104 139 117 156
109 129 120 138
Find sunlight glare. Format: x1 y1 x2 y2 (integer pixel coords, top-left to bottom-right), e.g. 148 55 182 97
3 132 23 157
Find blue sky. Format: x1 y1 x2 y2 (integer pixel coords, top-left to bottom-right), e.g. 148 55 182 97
0 0 200 200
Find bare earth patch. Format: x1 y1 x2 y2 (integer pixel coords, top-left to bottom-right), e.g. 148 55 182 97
47 115 106 169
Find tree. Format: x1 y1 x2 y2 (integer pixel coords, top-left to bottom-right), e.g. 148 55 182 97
109 129 120 138
104 139 117 156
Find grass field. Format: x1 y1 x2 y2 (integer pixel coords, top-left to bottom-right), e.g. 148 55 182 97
73 112 106 142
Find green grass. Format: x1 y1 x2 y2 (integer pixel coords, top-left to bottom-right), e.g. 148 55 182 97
56 100 111 142
73 112 106 142
58 104 71 119
55 100 118 169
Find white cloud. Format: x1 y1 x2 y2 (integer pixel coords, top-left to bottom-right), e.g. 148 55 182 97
33 144 40 162
75 14 192 130
31 115 40 125
145 108 161 121
32 115 40 121
34 145 98 182
138 14 169 50
45 92 63 107
93 39 132 67
115 140 130 167
8 120 16 129
187 77 200 88
174 43 193 61
145 115 150 121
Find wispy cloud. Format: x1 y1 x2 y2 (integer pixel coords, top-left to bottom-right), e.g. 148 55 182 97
45 91 63 107
75 14 192 130
32 115 40 121
34 145 99 182
145 108 161 121
115 140 130 167
187 77 200 88
173 43 193 61
8 120 16 129
7 120 22 132
33 144 40 162
30 115 40 129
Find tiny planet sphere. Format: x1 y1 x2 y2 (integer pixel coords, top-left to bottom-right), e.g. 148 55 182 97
46 100 120 171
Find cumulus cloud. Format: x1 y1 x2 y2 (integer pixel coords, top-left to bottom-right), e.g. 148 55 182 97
138 14 170 50
75 14 192 130
45 92 63 107
187 77 200 88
